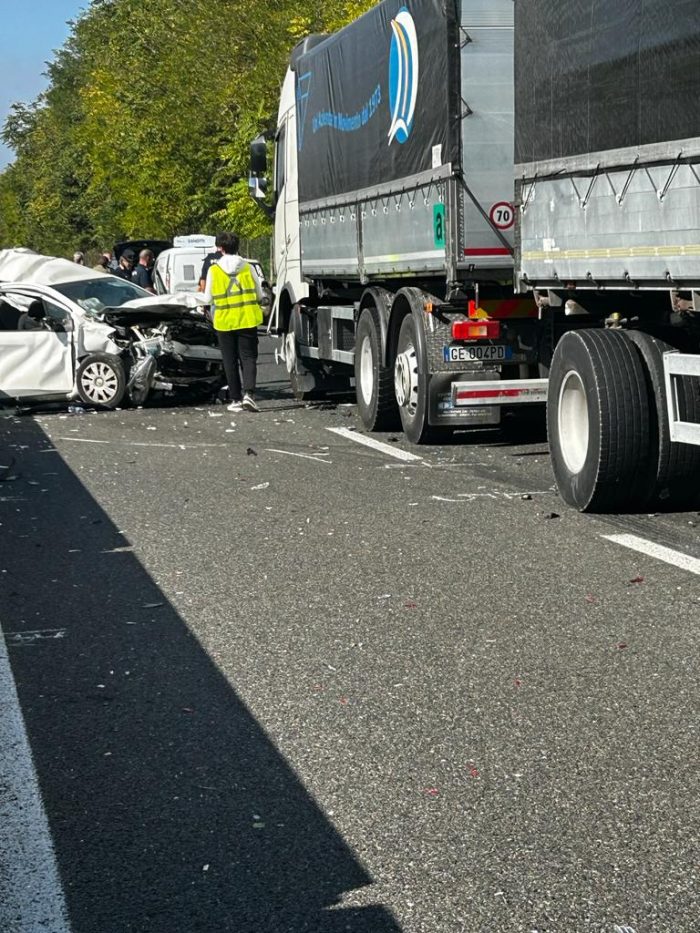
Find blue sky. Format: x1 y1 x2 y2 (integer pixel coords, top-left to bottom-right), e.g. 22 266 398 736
0 1 87 169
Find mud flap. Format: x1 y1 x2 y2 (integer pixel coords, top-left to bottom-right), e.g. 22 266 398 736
428 371 501 427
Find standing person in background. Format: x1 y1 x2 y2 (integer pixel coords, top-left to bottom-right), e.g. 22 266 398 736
93 251 112 272
201 231 264 413
113 249 135 280
73 251 85 265
132 249 156 293
198 235 224 292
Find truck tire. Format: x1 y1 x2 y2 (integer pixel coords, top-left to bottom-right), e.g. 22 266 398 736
76 353 126 409
355 309 399 431
394 313 446 444
547 329 650 512
626 331 700 508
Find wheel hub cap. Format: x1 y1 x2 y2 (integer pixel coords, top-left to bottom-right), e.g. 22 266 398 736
82 362 118 403
284 332 296 374
394 347 419 414
558 370 589 473
359 337 374 403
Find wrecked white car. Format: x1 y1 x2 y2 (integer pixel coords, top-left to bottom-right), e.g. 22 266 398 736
0 249 223 408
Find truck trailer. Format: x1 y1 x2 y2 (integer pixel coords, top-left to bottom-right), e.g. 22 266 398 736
250 0 700 512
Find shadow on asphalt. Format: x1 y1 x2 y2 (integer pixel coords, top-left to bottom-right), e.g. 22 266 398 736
0 415 401 933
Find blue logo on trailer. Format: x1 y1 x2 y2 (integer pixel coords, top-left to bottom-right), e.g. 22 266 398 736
388 7 419 145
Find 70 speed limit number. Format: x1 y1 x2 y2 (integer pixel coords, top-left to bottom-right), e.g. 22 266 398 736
489 201 515 230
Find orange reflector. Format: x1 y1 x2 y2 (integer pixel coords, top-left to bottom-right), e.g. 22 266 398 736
452 319 501 340
468 301 490 320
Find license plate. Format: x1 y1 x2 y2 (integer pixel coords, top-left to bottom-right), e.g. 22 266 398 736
443 344 512 362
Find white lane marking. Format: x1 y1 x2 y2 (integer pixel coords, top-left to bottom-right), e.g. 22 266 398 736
55 438 226 449
432 490 550 503
0 618 72 932
327 427 423 462
53 437 108 444
603 533 700 576
4 629 67 646
265 448 332 464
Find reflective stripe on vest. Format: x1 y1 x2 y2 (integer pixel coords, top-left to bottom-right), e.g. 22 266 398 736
210 262 263 331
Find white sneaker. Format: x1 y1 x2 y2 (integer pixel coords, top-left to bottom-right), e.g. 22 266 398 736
242 394 260 412
227 400 243 412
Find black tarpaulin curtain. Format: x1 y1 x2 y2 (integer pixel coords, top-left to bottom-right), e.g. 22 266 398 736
515 0 700 164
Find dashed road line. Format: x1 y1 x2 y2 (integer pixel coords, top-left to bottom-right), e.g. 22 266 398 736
327 427 423 462
0 617 72 932
602 533 700 576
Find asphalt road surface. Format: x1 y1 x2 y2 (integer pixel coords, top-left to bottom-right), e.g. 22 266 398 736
1 339 698 933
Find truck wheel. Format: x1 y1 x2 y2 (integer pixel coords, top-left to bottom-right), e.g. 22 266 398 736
547 329 650 512
284 330 347 401
355 309 399 431
76 353 126 409
626 331 700 508
394 314 443 444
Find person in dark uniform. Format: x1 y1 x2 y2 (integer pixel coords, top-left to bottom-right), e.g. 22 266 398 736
132 249 155 292
113 249 135 280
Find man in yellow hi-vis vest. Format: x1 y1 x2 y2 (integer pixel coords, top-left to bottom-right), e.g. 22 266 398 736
201 231 264 412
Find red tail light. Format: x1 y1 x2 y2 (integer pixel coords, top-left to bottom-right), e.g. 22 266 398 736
452 320 501 340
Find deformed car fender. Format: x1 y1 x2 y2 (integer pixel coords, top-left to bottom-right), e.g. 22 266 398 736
76 317 121 357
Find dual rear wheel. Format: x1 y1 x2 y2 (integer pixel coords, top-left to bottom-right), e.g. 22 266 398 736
548 329 700 512
354 311 448 443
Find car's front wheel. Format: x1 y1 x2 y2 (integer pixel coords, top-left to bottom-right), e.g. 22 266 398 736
76 353 126 409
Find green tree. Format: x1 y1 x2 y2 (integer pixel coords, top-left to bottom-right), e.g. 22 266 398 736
0 0 375 255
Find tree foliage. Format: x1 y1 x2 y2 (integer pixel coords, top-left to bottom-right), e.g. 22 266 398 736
0 0 373 256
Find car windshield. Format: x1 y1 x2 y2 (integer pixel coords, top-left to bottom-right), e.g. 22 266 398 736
53 277 150 315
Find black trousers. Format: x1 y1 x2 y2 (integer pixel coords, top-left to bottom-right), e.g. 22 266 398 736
216 327 258 400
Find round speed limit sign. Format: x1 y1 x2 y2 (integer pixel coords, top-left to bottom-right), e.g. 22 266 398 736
489 201 515 230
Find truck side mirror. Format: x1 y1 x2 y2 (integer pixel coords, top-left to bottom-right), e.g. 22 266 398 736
248 175 274 219
250 136 268 175
248 176 269 199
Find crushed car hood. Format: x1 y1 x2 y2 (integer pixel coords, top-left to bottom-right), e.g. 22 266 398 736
118 291 204 311
100 291 208 326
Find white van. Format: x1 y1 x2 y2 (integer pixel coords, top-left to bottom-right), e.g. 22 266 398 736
153 235 216 295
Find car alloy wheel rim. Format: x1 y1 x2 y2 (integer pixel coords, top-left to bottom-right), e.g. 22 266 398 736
394 344 419 416
359 335 374 403
558 369 589 473
81 362 118 403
